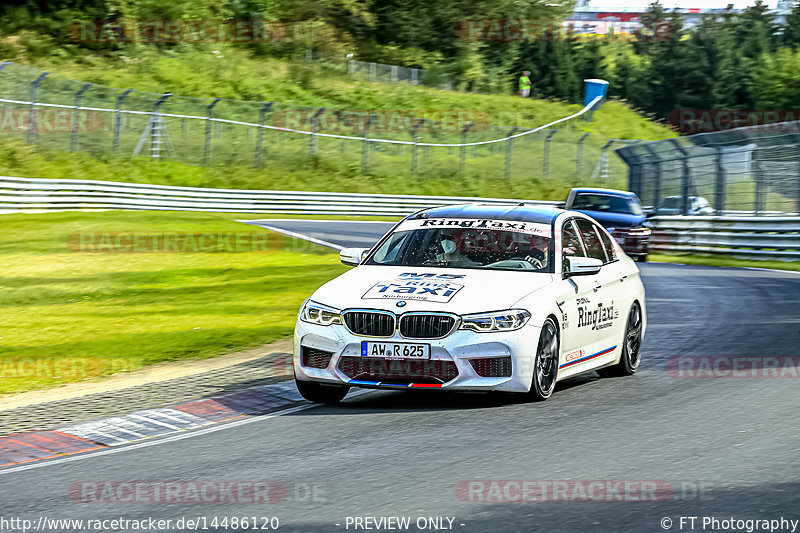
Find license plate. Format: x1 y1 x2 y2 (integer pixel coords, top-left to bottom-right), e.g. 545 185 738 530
361 341 430 360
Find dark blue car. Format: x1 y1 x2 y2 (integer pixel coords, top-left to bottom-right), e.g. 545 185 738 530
564 188 651 262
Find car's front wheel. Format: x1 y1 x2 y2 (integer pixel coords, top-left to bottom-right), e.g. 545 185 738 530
295 379 350 404
598 302 643 378
528 318 559 401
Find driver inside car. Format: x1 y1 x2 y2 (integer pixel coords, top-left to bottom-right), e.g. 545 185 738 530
436 234 480 267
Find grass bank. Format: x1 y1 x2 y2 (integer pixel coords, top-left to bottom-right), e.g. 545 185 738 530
0 210 348 394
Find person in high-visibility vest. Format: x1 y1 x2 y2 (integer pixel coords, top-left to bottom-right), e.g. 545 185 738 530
519 71 531 97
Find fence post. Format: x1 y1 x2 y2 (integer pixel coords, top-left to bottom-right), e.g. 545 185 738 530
254 102 273 168
27 72 49 144
714 146 726 215
70 82 92 153
411 118 425 176
391 65 398 82
543 129 557 180
668 139 691 215
576 132 590 180
348 60 354 76
370 62 377 82
753 151 765 215
362 114 374 174
114 89 133 152
460 123 473 175
310 107 325 157
411 68 418 85
203 97 222 166
505 127 520 181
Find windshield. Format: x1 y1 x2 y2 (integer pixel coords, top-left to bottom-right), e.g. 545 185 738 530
366 219 552 272
572 193 644 216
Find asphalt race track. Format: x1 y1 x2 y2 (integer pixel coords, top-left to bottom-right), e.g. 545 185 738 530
2 220 799 533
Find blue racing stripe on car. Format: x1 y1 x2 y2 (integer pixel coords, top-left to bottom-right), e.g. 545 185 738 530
559 345 617 369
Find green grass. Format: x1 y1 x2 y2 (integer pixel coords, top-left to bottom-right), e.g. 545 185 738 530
6 43 674 140
0 210 349 394
650 253 800 272
0 39 677 196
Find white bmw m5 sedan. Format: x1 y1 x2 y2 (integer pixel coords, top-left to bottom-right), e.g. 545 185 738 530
293 204 646 403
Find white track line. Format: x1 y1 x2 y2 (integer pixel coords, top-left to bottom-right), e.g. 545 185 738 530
241 219 397 224
240 222 344 250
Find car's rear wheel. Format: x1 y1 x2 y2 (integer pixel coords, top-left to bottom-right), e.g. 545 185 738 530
635 254 648 263
598 302 643 378
295 379 350 404
529 318 559 401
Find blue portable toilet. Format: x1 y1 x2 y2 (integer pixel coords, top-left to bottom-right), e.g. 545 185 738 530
583 78 609 122
583 78 609 107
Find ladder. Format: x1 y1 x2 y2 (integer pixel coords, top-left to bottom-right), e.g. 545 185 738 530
133 112 175 159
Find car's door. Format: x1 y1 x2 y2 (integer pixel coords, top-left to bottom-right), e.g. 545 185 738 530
559 218 622 374
558 219 604 371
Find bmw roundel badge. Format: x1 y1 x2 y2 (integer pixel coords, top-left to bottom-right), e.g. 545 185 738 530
396 301 407 307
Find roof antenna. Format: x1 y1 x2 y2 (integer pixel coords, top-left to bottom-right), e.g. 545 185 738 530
518 202 525 206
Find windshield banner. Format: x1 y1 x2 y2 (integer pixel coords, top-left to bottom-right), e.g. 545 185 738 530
397 218 552 236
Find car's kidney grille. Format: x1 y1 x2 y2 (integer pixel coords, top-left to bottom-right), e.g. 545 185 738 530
400 314 456 339
338 356 459 384
343 311 395 337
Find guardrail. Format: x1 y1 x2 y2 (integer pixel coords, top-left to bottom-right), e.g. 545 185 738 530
0 176 558 217
650 216 800 259
4 176 797 260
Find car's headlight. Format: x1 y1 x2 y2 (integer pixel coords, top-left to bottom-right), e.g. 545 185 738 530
627 227 651 236
460 309 531 332
300 300 343 326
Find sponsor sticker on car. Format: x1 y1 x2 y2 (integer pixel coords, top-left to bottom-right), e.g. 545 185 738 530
362 278 464 302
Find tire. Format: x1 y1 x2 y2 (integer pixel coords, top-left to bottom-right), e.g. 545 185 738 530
528 318 560 401
295 379 350 404
635 254 648 263
597 302 643 378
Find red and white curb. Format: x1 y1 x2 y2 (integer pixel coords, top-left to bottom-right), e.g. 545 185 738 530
0 381 305 468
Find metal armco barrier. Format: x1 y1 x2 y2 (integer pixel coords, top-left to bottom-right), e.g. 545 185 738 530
650 216 800 259
4 176 798 259
0 176 558 216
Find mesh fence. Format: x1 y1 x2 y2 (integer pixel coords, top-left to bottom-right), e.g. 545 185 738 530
0 61 631 190
618 126 800 215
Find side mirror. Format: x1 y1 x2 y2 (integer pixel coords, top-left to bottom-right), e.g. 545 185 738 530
340 247 368 267
564 256 603 277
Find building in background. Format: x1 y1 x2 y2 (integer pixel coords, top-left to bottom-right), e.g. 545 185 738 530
565 0 793 37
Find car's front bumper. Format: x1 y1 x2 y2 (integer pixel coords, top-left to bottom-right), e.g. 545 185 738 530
293 320 540 393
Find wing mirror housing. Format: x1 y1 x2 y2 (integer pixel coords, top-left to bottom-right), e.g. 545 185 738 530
564 256 603 278
340 247 369 266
